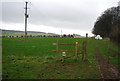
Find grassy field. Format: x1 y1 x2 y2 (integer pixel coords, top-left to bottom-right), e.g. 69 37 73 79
2 37 119 79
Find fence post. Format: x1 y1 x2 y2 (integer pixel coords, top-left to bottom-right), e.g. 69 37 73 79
82 40 87 61
75 40 78 56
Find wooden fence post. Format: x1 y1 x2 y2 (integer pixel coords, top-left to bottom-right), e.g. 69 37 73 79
62 52 66 62
75 40 78 56
82 40 87 61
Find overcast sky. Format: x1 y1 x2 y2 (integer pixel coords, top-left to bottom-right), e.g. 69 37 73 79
0 0 119 36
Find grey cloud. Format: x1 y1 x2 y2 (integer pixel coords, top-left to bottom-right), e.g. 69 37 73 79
1 0 119 31
2 2 24 23
28 1 98 30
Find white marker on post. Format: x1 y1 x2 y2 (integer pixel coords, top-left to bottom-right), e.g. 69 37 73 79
62 52 66 57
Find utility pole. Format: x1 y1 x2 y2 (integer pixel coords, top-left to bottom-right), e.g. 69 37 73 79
24 2 29 37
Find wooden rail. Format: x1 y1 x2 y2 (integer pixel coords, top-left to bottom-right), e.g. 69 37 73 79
59 43 77 46
53 50 75 52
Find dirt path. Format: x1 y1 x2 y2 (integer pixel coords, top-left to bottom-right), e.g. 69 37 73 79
109 48 120 56
94 46 119 79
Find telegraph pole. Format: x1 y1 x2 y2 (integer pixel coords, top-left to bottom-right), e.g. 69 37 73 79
24 1 29 37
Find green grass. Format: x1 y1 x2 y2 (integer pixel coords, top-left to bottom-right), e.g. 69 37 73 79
2 37 118 79
108 41 120 53
94 39 120 68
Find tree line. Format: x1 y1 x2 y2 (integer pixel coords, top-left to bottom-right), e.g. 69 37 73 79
92 6 120 43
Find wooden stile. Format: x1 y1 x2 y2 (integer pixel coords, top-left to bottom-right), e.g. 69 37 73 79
52 39 87 61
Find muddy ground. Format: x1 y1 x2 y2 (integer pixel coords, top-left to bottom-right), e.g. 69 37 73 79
94 46 119 79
